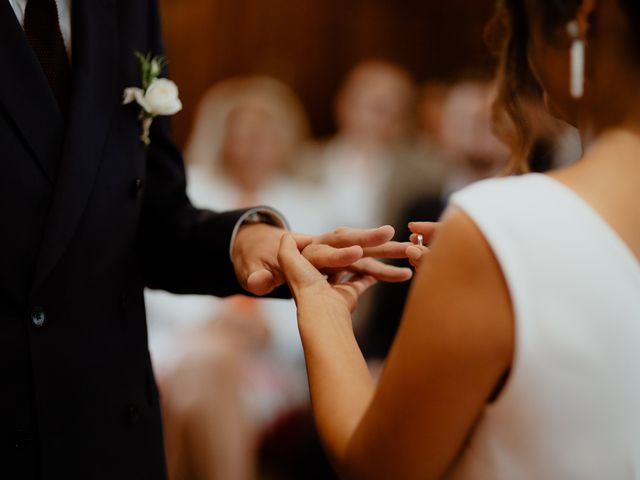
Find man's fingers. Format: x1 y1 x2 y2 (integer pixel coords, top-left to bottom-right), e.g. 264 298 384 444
341 275 378 298
245 269 277 296
302 244 363 269
278 233 325 289
363 241 412 259
346 257 412 283
291 233 314 251
314 225 395 249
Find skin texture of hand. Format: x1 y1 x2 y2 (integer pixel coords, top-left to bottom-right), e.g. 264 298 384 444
232 223 413 296
278 233 378 314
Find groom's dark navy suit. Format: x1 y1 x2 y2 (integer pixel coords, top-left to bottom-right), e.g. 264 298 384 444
0 1 253 477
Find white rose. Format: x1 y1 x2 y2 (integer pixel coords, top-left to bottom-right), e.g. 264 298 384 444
143 78 182 116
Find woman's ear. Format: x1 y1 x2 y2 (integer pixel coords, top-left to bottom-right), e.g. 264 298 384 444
576 0 597 37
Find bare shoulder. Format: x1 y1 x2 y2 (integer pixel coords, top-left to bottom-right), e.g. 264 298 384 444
397 206 515 371
428 205 507 279
350 208 515 478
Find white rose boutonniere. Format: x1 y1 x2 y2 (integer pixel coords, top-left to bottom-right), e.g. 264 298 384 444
122 52 183 146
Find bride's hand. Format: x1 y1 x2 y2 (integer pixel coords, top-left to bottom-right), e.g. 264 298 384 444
278 233 377 314
406 222 439 268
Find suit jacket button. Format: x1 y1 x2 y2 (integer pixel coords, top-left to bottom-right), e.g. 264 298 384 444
10 429 32 449
31 307 46 328
119 293 129 312
132 178 144 198
125 405 140 425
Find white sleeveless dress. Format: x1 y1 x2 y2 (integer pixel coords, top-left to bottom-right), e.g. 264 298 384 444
446 173 640 479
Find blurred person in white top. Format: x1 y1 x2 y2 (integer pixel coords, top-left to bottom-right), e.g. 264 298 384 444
145 76 329 480
438 80 511 196
299 60 445 230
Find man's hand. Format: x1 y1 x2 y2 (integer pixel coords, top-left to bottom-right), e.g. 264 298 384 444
232 223 413 296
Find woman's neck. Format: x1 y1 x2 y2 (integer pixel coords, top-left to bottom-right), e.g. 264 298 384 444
579 66 640 148
579 123 640 176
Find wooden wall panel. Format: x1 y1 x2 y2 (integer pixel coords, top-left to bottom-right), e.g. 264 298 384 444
159 0 497 147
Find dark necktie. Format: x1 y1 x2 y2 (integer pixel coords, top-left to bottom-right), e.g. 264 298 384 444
24 0 71 117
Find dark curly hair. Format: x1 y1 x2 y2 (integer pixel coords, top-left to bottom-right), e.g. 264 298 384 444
487 0 640 173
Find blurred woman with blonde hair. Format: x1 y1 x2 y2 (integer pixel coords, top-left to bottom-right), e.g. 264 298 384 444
146 76 329 480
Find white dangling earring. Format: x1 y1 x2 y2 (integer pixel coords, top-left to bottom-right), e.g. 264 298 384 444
567 20 585 99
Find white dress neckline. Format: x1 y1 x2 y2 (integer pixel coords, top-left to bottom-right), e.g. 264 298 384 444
534 173 640 271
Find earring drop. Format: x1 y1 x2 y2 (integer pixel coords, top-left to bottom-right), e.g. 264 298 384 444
567 20 585 99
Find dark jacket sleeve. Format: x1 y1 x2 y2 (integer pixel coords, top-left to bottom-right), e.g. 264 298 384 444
138 0 247 297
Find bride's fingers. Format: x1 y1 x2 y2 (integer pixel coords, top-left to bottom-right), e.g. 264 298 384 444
291 232 314 251
327 270 352 285
334 275 378 312
314 225 395 249
301 244 364 269
363 241 412 259
347 274 377 295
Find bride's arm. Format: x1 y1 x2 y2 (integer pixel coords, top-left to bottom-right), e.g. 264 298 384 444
278 209 514 479
278 235 377 463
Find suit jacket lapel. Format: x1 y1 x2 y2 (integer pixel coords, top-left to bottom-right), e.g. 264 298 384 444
32 0 119 292
0 0 65 183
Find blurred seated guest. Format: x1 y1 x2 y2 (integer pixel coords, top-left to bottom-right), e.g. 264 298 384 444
362 79 584 361
360 79 510 360
298 59 446 230
277 0 640 477
440 80 511 196
146 76 329 480
417 81 453 149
